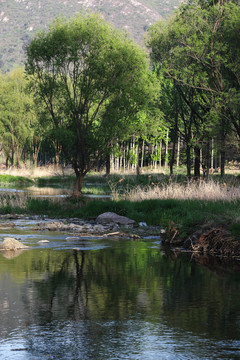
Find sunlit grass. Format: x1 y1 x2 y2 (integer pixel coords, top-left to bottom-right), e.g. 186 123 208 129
0 166 239 239
124 180 240 202
0 174 34 186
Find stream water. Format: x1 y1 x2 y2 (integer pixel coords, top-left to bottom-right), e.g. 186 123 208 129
0 219 240 360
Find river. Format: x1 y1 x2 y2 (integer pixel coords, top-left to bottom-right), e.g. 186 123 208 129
0 220 239 359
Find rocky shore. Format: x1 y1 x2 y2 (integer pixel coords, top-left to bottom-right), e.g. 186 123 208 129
0 212 239 258
0 212 161 251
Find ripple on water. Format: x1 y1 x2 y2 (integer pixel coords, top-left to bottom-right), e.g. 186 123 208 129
1 321 240 360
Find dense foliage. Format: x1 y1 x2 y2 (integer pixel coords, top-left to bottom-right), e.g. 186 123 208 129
0 1 239 188
147 0 240 177
25 13 158 194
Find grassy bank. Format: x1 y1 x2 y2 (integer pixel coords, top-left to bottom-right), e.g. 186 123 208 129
0 170 239 239
0 193 239 239
0 174 34 186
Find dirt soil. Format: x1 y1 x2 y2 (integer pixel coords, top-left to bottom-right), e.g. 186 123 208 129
163 221 240 257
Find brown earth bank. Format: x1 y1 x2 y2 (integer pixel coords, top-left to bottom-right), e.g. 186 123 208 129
162 222 240 258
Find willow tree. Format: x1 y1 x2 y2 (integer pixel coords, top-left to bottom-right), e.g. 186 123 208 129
25 13 157 195
0 68 34 168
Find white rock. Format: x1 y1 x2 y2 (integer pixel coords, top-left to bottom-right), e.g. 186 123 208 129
0 237 29 251
139 222 147 227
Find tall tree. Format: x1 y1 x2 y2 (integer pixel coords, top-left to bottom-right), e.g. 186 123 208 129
147 0 240 177
26 13 157 195
0 68 33 167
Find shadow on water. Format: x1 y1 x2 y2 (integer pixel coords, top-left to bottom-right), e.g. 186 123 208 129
0 186 113 201
0 235 240 359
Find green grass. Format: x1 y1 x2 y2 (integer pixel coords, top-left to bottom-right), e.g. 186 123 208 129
0 174 34 186
0 171 239 240
0 194 239 239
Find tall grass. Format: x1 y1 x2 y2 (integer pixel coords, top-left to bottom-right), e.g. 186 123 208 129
124 180 240 202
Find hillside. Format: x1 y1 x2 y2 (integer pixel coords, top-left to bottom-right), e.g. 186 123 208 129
0 0 181 73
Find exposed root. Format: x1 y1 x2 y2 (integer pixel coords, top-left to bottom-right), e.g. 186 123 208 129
162 221 240 257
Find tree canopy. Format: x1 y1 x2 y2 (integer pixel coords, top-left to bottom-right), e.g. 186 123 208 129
147 0 240 177
25 13 158 194
0 68 36 168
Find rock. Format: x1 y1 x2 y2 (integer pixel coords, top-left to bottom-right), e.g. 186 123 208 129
0 237 29 251
96 212 135 226
0 222 15 229
66 236 82 241
33 222 83 231
139 222 147 227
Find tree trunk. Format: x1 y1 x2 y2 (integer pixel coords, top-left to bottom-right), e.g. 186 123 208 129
176 137 180 167
11 148 14 166
55 153 60 168
206 140 210 179
159 140 162 169
165 129 169 170
73 171 84 197
194 146 200 178
220 149 225 177
211 138 214 170
105 154 110 176
186 145 191 180
136 142 141 176
170 130 178 176
141 139 145 168
123 142 126 173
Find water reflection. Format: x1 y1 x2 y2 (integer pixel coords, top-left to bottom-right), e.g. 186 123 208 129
0 186 112 200
0 241 240 359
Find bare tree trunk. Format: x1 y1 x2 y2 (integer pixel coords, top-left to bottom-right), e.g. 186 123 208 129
159 140 162 170
154 145 157 170
211 138 214 170
132 138 135 170
186 145 191 180
105 154 110 176
5 156 9 169
176 137 180 167
206 140 210 179
123 142 126 173
73 171 84 197
170 128 178 176
141 139 145 168
110 154 114 172
128 142 131 170
194 146 200 179
165 129 169 170
220 149 225 177
136 144 141 176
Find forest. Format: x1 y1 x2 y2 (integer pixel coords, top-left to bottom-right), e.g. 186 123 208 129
0 0 239 196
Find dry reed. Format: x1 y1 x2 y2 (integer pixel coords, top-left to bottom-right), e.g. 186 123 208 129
125 180 240 202
0 165 74 178
0 192 29 208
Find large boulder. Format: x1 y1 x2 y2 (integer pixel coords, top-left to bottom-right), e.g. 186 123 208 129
96 212 135 226
0 237 29 251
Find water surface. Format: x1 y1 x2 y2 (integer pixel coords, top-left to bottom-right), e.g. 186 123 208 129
0 228 239 359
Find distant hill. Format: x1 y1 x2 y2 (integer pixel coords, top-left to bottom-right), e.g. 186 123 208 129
0 0 181 73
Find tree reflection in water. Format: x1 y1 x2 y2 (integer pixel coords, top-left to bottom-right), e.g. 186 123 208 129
0 241 240 359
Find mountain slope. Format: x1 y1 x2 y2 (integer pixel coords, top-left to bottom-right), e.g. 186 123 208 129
0 0 180 72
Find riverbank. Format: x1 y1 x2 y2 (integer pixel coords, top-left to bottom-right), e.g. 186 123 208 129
0 171 239 257
0 197 239 257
